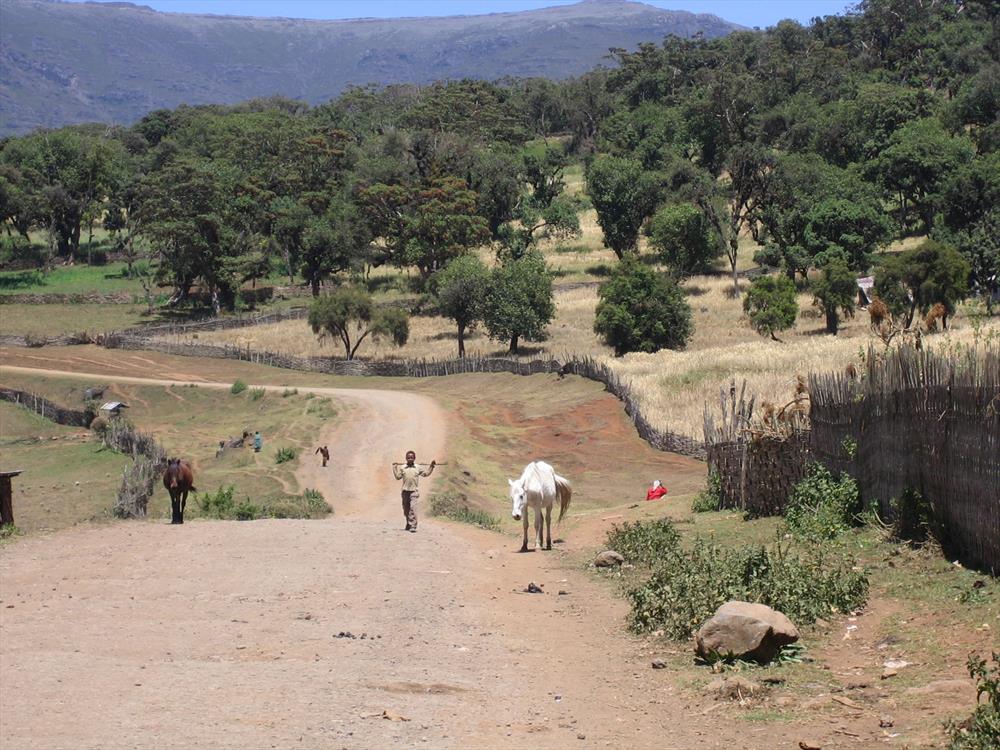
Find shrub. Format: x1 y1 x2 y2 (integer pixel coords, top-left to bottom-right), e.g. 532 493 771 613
230 380 248 395
692 472 723 513
784 463 861 541
605 518 681 566
0 524 22 542
890 488 937 547
281 388 298 397
593 257 693 355
627 538 869 639
274 446 297 464
743 275 799 341
646 203 719 275
89 416 109 437
429 492 501 531
249 387 266 401
948 652 1000 750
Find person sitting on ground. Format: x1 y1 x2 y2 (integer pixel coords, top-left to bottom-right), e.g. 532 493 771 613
646 479 668 501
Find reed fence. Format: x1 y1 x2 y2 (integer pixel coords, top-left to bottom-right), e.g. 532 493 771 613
809 345 1000 573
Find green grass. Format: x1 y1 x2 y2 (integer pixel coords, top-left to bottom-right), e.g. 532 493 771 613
429 492 501 531
0 262 149 296
0 303 154 336
0 374 342 531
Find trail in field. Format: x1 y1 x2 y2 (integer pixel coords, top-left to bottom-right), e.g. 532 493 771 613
0 363 865 749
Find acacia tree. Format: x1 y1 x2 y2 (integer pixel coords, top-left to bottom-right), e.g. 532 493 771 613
360 177 490 279
743 275 799 341
482 249 555 354
308 286 409 360
593 258 692 355
432 254 489 357
586 156 661 258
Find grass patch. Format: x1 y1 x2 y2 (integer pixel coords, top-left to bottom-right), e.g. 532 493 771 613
229 379 248 395
249 387 266 401
0 525 23 543
0 262 147 296
429 492 501 531
606 518 681 566
274 446 297 464
197 485 329 520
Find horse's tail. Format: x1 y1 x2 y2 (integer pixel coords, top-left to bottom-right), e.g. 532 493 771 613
554 474 572 522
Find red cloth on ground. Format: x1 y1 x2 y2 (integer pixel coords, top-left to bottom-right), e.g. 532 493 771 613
645 486 668 501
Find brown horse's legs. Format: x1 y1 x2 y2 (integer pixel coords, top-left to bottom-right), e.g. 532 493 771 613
170 492 181 524
178 490 187 524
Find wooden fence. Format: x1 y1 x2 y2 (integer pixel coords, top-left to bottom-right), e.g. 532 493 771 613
810 345 1000 573
99 334 708 459
0 387 93 426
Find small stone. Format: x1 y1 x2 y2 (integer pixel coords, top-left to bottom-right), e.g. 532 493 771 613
525 582 544 594
577 734 586 740
651 659 667 669
798 742 822 750
879 716 894 728
881 669 898 680
774 696 795 707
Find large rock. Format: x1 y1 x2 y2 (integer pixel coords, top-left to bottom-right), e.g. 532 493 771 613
695 601 799 664
594 550 625 568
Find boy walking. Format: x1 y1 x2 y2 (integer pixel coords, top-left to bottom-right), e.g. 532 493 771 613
392 451 435 533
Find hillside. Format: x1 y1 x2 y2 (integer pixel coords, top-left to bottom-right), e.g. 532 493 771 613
0 0 740 135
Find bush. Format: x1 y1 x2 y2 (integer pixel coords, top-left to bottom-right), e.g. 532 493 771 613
948 652 1000 750
692 472 722 513
605 518 682 566
593 257 693 356
743 275 799 341
784 463 861 541
274 446 297 464
890 488 937 546
230 380 247 395
627 538 869 639
646 203 719 275
89 416 109 437
429 492 500 531
249 387 266 401
197 485 328 520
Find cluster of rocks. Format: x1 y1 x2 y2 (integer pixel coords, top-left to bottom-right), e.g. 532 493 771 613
334 631 380 640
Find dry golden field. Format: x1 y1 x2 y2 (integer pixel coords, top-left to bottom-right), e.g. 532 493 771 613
154 195 1000 442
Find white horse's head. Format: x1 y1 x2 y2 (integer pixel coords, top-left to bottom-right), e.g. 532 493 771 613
508 477 527 520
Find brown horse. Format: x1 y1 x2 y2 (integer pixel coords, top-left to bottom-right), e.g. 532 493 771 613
163 458 196 524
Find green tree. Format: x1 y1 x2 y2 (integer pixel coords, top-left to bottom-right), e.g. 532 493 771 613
431 254 490 357
360 177 490 279
300 199 370 297
482 250 555 354
308 286 409 360
811 258 857 334
645 203 719 275
593 258 693 355
586 156 661 259
869 118 975 231
874 240 971 329
743 275 799 341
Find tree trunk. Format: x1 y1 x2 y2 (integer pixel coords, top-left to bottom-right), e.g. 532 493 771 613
730 240 740 296
311 275 320 297
509 334 519 354
457 323 466 358
825 307 839 335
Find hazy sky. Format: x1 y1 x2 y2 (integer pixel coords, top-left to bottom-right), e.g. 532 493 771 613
73 1 855 29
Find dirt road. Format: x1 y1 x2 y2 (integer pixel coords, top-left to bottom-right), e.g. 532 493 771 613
1 366 751 750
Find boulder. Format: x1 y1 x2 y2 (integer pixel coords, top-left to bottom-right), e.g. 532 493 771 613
594 550 625 568
695 601 799 664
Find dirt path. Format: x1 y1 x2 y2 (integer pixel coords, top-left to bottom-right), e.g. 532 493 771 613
0 365 741 750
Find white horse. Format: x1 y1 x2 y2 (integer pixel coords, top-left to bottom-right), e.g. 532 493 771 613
508 461 572 552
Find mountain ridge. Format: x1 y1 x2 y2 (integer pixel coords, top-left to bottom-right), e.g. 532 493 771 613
0 0 743 135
